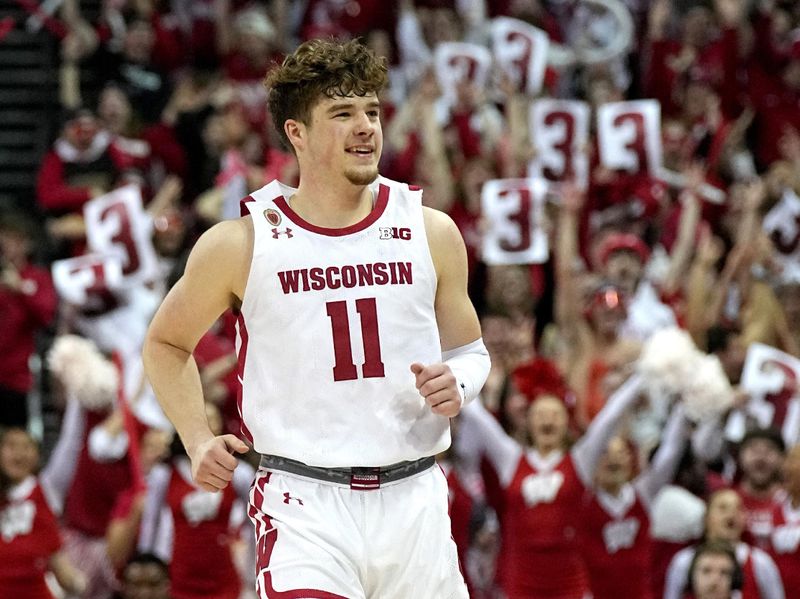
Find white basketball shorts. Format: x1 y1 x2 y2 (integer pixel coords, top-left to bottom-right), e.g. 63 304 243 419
247 463 468 599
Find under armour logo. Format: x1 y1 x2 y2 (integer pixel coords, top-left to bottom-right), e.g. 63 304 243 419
283 492 304 506
272 228 293 239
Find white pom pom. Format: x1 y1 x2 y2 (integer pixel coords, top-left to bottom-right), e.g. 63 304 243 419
682 354 735 422
650 485 706 542
47 335 118 411
637 327 701 398
637 327 734 422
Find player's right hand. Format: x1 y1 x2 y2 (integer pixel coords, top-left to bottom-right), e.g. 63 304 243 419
189 434 249 492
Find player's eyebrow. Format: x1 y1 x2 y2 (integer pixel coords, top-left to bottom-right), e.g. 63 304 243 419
326 100 381 114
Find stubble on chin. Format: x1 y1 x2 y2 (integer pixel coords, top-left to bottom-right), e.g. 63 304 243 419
344 165 379 186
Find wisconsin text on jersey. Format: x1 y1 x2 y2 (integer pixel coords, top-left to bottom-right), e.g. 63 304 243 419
277 261 413 294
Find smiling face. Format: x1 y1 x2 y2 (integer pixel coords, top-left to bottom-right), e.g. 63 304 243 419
288 93 382 187
0 428 39 484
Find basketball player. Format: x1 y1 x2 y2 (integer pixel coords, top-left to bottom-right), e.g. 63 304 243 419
142 38 489 598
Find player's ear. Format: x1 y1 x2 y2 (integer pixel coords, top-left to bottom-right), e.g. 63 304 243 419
284 119 305 152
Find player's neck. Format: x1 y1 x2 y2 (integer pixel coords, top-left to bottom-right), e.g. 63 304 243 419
290 178 374 229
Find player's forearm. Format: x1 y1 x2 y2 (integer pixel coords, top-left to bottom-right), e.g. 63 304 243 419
142 337 213 454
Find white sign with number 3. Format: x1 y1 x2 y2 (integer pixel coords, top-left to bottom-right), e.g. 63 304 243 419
481 178 548 265
597 100 662 174
433 42 493 105
491 17 549 96
528 99 590 189
83 185 160 287
727 343 800 447
51 253 124 307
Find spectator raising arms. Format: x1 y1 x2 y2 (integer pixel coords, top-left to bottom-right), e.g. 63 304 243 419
457 374 645 598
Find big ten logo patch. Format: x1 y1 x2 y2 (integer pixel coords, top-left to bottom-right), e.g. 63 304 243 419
602 517 640 553
182 489 223 526
1 500 35 541
773 524 800 554
379 227 411 240
521 471 564 507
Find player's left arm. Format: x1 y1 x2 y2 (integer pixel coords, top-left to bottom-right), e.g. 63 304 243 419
411 207 489 417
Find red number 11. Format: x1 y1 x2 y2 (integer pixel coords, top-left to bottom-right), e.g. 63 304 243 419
326 298 385 381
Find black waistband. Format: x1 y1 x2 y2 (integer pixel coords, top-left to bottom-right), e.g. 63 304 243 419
259 454 436 490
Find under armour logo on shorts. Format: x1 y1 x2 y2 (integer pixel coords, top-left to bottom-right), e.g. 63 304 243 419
283 492 304 506
272 228 293 239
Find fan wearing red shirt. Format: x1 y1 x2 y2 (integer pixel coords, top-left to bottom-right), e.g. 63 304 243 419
736 428 786 550
458 374 645 598
0 211 58 428
664 489 785 599
0 428 86 598
579 406 690 599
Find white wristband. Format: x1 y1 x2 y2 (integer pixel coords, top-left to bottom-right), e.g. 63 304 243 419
442 338 491 406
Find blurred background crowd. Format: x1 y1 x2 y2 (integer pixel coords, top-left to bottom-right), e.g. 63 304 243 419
1 0 800 597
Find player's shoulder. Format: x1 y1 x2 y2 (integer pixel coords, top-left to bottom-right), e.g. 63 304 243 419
196 216 252 253
186 216 253 286
421 205 461 245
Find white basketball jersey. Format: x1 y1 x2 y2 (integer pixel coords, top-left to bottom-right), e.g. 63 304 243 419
236 176 449 467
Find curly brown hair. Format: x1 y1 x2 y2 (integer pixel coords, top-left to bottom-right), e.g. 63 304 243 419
264 38 388 150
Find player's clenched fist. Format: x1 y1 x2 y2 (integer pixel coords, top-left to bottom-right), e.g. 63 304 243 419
189 434 249 492
410 362 463 418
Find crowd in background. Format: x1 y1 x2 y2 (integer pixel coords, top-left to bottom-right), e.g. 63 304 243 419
1 0 800 597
